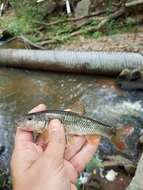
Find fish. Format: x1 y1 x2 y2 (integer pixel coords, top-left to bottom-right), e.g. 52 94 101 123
16 110 134 151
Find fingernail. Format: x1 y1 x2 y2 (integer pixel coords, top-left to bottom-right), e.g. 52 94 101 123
49 119 61 131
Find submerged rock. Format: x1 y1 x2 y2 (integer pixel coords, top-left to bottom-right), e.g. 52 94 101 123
116 68 143 90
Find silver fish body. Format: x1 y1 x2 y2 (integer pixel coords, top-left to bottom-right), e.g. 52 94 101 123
16 110 116 139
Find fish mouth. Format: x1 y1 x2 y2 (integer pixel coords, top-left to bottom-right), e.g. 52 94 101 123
16 124 34 132
15 120 33 131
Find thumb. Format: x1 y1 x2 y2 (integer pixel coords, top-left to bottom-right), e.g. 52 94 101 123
45 119 65 159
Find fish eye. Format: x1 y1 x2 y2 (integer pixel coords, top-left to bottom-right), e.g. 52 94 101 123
28 116 32 121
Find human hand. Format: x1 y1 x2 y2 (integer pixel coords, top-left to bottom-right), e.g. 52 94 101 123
11 104 100 190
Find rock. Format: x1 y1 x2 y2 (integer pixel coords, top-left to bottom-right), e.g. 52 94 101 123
126 152 143 190
37 0 56 15
116 68 143 90
74 0 91 26
105 169 118 182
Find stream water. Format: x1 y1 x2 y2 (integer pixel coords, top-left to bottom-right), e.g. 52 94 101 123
0 68 143 171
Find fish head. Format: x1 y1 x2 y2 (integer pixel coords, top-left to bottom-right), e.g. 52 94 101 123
16 113 46 133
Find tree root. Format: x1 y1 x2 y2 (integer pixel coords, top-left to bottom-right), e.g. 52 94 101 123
68 8 125 37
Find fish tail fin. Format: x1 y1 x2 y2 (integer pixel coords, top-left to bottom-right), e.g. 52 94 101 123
111 136 126 151
111 125 134 151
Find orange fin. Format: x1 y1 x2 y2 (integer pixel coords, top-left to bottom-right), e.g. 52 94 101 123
111 125 134 151
86 135 101 145
39 130 49 144
111 136 126 151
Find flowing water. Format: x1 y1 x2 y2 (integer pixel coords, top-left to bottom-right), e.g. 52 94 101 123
0 68 143 170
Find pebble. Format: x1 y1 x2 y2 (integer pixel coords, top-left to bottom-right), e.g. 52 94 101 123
105 169 118 182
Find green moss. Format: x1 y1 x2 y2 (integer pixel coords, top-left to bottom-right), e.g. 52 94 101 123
106 18 137 36
0 16 35 35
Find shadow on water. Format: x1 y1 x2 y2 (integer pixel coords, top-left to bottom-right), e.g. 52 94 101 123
0 68 143 171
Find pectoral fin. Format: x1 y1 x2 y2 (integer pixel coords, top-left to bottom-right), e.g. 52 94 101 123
111 136 126 151
39 129 49 144
86 135 101 145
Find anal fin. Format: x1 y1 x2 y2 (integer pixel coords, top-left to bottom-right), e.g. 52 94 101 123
86 135 101 145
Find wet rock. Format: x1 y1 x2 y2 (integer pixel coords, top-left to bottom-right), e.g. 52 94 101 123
116 68 143 90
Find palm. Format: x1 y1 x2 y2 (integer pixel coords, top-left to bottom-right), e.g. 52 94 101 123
19 136 82 182
18 134 98 185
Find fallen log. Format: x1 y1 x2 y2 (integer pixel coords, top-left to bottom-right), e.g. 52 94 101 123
0 49 143 75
